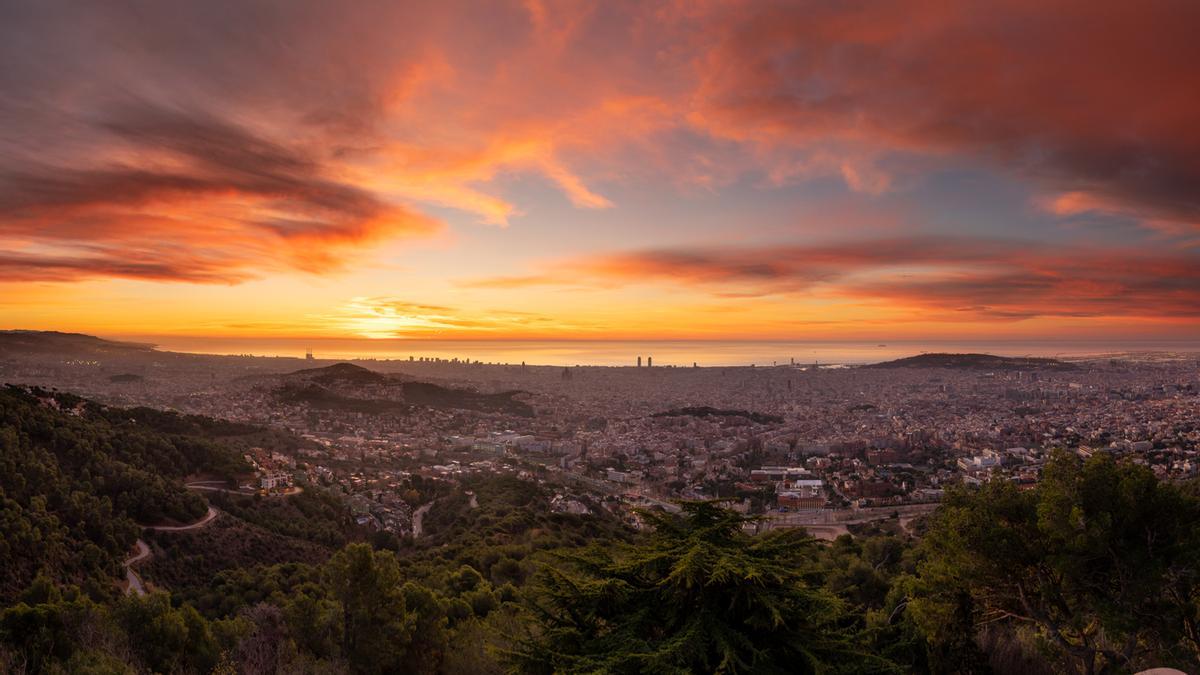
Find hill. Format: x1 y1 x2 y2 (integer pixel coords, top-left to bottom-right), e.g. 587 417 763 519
0 330 153 355
0 385 246 600
277 362 535 416
652 406 783 424
866 352 1076 371
108 373 145 383
286 362 390 386
276 382 410 413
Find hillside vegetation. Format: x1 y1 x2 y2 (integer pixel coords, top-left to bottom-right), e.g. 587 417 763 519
868 353 1077 371
0 386 244 600
1 385 1198 673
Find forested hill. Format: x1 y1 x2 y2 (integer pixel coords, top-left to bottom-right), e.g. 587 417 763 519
287 362 389 385
867 352 1077 370
0 385 249 600
274 362 536 417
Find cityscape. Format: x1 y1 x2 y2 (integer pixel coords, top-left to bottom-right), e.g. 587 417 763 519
5 335 1198 543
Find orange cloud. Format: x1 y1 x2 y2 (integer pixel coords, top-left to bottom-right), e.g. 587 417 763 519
3 0 1199 298
0 108 437 283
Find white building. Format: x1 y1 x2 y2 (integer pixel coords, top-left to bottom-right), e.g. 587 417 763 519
261 471 292 490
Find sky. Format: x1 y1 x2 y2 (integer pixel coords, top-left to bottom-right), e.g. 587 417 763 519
2 0 1200 346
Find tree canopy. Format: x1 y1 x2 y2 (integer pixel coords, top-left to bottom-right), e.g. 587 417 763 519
909 450 1200 674
512 502 897 674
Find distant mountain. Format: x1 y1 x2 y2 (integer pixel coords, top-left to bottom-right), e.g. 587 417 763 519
867 352 1076 370
0 330 153 355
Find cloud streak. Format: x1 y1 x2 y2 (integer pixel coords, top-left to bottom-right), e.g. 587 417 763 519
465 236 1200 321
331 296 565 338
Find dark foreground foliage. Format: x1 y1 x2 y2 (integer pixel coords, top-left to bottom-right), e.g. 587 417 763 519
510 502 895 674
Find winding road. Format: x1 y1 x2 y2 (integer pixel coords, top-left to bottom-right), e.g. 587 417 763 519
122 506 221 596
143 505 220 531
122 475 311 595
123 540 151 596
122 477 310 595
184 480 245 494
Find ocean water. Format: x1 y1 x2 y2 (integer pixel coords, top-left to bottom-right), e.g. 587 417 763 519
124 336 1200 368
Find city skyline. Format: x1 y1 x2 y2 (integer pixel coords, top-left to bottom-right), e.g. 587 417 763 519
3 1 1199 344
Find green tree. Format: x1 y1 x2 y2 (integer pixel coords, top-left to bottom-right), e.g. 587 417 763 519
399 582 449 674
913 451 1200 674
513 502 897 674
284 592 343 661
115 591 219 673
324 543 416 674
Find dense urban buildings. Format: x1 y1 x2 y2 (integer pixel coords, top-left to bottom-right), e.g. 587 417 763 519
5 333 1197 540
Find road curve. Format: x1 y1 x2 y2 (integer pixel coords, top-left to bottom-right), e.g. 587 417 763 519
143 505 219 531
124 500 222 596
185 481 243 494
123 539 150 596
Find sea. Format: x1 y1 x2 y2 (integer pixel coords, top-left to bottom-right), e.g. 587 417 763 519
123 337 1200 368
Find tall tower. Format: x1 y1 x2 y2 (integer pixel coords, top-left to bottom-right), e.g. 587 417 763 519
647 356 653 367
305 348 314 361
637 356 642 367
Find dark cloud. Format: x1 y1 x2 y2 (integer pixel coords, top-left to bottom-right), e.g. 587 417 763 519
2 106 393 225
694 0 1200 227
0 249 254 284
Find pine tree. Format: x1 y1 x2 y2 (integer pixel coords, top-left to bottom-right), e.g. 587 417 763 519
512 502 898 674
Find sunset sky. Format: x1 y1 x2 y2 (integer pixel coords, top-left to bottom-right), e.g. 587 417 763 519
2 0 1199 346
